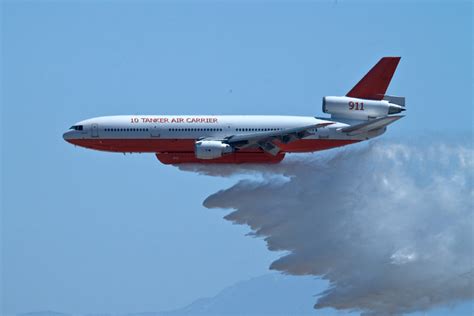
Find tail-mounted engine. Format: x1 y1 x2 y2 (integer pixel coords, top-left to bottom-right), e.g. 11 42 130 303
322 96 405 120
195 140 233 159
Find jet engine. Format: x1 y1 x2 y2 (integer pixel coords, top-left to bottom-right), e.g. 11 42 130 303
322 96 405 120
195 140 233 159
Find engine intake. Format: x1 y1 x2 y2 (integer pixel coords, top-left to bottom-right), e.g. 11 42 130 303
323 96 405 120
195 140 233 159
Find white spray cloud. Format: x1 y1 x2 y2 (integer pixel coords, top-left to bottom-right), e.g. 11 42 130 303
178 139 474 315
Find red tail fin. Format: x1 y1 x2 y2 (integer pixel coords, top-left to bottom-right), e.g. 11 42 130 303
346 57 401 100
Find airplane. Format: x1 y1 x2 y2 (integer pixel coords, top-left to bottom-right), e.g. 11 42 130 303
63 57 405 164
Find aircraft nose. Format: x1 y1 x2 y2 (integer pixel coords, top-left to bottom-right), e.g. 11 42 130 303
63 130 74 143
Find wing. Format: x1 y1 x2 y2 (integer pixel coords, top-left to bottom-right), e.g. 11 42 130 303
340 115 403 136
223 122 334 156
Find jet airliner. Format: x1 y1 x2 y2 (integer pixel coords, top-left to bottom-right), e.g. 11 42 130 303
63 57 405 164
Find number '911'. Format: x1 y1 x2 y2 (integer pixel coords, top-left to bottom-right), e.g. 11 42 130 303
349 101 364 110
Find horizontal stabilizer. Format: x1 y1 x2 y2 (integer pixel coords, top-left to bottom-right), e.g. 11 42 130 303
341 115 403 136
383 95 405 107
346 57 401 100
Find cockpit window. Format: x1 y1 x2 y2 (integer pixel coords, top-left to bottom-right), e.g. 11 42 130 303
70 125 83 131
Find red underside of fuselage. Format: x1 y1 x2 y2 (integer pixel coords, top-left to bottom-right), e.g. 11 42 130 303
156 152 286 164
67 138 359 164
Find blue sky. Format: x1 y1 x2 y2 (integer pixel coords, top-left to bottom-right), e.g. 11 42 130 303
1 0 472 315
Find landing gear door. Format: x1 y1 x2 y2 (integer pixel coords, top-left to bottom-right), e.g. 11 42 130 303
91 123 99 137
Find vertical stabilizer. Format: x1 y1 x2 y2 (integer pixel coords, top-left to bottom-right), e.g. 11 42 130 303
346 57 401 100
